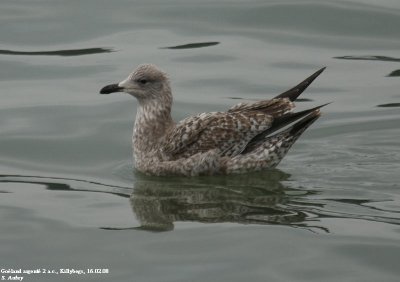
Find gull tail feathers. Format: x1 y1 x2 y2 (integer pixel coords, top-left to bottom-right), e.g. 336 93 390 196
224 110 322 174
242 103 328 154
274 67 326 102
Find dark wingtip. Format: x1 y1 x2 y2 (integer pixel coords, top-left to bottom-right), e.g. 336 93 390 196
289 109 321 136
274 67 327 102
269 102 330 133
242 102 329 154
99 83 123 94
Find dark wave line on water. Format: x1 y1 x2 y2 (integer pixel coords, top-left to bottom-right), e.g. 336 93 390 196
376 103 400 108
0 174 131 197
387 70 400 77
160 41 220 49
329 198 400 214
333 55 400 62
310 208 400 226
0 47 114 57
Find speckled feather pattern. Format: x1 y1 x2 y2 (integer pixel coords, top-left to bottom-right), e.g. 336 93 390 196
102 64 324 176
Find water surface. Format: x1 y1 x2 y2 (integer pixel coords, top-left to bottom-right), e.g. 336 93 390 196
1 0 400 281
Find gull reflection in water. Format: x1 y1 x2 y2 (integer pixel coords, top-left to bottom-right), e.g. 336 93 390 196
129 170 324 232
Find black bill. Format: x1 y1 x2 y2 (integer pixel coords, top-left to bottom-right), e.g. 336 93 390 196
100 83 123 94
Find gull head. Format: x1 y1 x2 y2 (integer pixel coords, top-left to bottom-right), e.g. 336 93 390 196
100 64 171 100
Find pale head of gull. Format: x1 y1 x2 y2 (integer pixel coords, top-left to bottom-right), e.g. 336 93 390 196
100 64 172 104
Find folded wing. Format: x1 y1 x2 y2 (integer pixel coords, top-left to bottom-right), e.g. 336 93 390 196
163 99 294 158
162 67 327 160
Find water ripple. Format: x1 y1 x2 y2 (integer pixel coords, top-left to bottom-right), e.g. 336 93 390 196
377 103 400 108
334 55 400 62
387 70 400 77
0 47 113 56
160 41 219 49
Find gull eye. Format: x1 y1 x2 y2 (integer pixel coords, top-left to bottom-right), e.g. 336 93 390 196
138 78 148 85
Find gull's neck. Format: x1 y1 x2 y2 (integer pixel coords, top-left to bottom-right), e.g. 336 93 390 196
133 96 174 154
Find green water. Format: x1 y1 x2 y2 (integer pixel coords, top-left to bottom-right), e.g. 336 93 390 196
1 0 400 281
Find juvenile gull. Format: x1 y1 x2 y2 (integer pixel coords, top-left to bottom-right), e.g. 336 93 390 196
100 64 326 176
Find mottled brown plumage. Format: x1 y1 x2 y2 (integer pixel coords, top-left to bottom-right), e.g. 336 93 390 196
100 64 326 176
